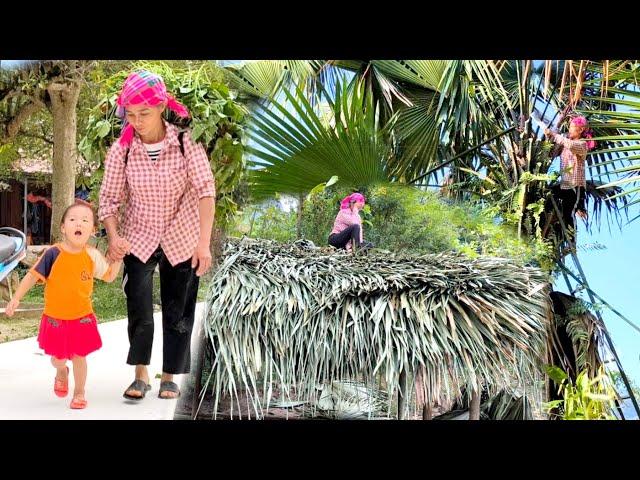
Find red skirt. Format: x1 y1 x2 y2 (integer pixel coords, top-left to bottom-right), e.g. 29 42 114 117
37 313 102 360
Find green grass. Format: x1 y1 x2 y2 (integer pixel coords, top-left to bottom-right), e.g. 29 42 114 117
17 265 211 323
92 274 129 321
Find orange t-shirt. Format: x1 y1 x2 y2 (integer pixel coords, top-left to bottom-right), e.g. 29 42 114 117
30 244 112 320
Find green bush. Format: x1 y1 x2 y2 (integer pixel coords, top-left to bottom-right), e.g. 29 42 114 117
231 184 553 268
545 366 616 420
301 184 553 268
230 200 297 243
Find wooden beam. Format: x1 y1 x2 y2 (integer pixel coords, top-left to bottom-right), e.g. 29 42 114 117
398 370 408 420
469 389 480 420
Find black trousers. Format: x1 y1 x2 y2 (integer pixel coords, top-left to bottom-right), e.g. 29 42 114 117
122 247 199 374
553 185 586 234
328 224 361 249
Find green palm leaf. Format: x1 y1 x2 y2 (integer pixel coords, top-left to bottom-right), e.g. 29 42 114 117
247 79 391 200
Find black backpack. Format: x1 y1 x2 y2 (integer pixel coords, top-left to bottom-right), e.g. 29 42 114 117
123 130 186 165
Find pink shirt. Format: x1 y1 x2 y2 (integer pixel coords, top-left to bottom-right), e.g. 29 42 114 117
550 132 587 189
98 122 215 266
330 208 363 243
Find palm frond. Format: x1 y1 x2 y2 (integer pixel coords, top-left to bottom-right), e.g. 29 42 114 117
584 180 629 231
246 79 390 200
223 60 324 101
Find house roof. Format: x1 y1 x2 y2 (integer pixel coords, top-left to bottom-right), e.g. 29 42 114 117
12 152 97 178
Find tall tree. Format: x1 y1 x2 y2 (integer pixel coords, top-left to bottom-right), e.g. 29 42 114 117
0 60 92 241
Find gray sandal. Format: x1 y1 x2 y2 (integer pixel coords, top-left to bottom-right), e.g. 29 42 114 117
123 379 151 400
158 381 181 399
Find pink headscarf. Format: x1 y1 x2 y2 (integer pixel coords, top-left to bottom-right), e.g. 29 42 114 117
340 192 365 210
116 70 190 147
570 116 596 151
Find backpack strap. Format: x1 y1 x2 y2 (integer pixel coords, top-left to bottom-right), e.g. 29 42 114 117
178 130 186 157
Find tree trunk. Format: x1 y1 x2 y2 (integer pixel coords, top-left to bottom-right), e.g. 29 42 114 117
47 79 81 243
469 388 481 420
296 193 304 239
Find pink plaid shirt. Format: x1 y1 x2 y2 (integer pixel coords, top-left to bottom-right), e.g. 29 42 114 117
330 209 363 243
98 121 215 266
551 132 587 189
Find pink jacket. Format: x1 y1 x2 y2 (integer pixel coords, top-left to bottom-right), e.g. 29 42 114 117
330 208 363 243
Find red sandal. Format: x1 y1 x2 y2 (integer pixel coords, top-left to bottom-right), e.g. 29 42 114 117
70 395 87 409
54 366 69 398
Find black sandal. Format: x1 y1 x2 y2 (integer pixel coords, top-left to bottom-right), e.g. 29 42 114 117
158 381 181 399
123 379 151 400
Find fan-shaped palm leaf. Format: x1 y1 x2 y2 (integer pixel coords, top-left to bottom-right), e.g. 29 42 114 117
246 79 391 200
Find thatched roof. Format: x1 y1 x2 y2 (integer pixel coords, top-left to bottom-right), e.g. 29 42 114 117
202 238 553 418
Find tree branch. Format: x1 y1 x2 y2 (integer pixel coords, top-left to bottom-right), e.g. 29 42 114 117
18 129 53 144
0 86 23 103
4 97 45 141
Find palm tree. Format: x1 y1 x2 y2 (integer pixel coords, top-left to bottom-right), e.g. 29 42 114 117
226 59 640 418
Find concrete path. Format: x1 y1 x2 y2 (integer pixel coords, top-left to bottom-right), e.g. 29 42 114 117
0 303 205 419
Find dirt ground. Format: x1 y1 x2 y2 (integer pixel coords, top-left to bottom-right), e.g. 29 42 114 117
173 377 444 421
174 381 318 420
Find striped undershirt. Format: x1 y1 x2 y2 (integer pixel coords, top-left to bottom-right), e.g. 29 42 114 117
143 140 164 161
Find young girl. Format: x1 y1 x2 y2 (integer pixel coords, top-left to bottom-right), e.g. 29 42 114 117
4 201 123 409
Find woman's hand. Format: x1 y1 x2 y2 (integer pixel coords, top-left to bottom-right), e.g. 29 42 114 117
107 236 131 261
5 297 19 317
191 240 212 276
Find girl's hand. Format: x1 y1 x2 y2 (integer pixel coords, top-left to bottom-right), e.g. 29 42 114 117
107 236 131 261
5 298 19 317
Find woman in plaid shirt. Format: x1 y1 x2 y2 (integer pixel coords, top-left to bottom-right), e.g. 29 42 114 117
98 70 215 401
545 115 595 242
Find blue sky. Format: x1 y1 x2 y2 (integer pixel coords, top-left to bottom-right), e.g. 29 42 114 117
561 210 640 416
0 60 30 69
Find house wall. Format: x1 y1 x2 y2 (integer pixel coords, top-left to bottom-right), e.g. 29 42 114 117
0 178 52 245
0 179 23 230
